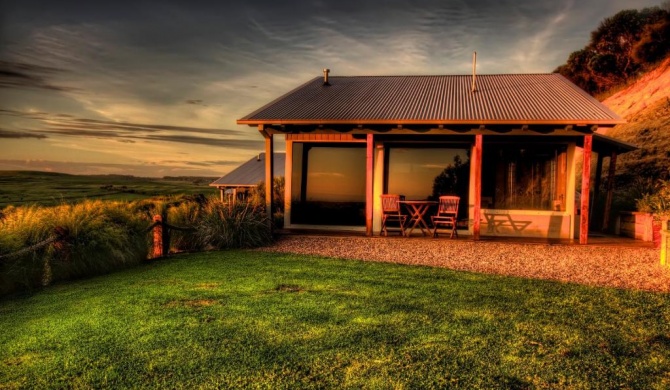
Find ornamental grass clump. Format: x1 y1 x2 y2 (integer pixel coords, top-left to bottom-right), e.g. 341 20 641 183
0 205 51 294
167 199 204 252
637 180 670 224
0 201 150 295
197 201 272 249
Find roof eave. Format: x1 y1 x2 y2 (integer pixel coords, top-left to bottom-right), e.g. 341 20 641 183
237 119 626 126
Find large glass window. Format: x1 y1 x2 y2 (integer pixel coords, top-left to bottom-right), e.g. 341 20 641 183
386 145 470 219
482 144 567 211
291 144 366 226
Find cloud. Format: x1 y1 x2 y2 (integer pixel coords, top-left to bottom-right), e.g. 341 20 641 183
0 109 245 136
161 160 241 167
0 128 47 139
0 60 75 91
140 134 264 149
0 109 263 149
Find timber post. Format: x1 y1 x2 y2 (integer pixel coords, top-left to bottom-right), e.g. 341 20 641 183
602 151 617 232
591 152 604 228
152 215 163 258
366 134 374 236
661 227 668 267
580 135 593 244
262 126 274 231
473 134 483 240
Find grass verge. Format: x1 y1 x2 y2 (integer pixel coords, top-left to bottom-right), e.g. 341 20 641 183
1 251 669 388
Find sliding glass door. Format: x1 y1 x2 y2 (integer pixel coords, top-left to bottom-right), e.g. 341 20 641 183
291 143 366 226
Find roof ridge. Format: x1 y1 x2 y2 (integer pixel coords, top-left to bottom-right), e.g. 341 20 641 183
325 73 558 77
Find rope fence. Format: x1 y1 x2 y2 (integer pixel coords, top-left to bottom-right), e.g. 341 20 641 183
0 215 195 265
0 227 69 261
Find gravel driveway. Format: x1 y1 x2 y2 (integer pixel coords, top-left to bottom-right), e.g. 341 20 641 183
259 235 670 292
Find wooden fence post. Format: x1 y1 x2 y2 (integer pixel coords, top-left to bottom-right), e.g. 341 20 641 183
152 215 163 259
661 227 668 267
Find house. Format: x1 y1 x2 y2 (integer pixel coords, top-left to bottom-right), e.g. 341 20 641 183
210 152 286 203
237 69 634 243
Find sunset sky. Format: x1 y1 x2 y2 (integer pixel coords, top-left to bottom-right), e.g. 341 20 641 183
0 0 660 177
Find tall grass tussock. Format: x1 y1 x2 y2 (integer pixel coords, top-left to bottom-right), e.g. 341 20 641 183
0 196 272 296
0 201 149 295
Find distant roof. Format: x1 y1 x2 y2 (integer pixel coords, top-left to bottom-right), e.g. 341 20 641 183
210 153 286 187
238 74 623 126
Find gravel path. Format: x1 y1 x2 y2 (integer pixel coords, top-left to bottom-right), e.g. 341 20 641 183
258 235 670 292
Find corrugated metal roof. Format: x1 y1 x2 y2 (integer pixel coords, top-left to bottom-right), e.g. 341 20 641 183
239 74 623 125
210 153 286 187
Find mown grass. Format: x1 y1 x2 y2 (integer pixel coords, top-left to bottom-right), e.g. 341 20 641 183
1 251 669 389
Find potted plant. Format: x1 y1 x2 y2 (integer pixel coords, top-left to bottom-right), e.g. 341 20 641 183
636 180 670 248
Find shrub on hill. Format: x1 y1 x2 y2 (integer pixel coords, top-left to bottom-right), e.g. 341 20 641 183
555 5 670 95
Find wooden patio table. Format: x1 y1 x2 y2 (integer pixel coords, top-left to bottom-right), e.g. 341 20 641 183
400 200 438 236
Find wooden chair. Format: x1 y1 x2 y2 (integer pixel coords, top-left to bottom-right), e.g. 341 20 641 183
432 196 459 238
380 194 407 236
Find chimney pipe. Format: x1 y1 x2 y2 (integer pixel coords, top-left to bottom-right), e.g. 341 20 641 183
471 52 477 93
323 68 330 86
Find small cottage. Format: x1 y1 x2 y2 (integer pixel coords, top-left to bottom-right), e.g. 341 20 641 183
238 70 633 243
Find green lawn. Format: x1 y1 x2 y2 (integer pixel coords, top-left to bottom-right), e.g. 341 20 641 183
1 251 669 389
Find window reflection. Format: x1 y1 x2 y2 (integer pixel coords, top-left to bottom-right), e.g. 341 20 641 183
386 146 471 220
291 144 366 226
482 144 567 211
386 146 470 200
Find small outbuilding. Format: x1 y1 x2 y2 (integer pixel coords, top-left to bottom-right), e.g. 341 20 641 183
210 153 285 203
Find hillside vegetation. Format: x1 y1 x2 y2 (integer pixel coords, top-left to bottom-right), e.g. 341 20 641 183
602 58 670 185
555 4 670 213
556 4 670 95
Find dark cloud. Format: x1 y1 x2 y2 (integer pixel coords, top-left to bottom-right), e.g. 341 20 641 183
185 99 205 105
141 134 264 150
0 128 47 139
0 108 262 149
0 109 245 136
160 159 241 167
0 60 75 91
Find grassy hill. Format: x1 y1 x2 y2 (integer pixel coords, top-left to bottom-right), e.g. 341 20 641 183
595 57 670 211
0 171 218 208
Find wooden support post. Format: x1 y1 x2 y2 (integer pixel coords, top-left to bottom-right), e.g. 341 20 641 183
152 215 163 259
366 134 374 236
473 134 483 240
580 135 592 244
662 228 668 267
602 151 617 231
590 152 604 227
265 134 274 228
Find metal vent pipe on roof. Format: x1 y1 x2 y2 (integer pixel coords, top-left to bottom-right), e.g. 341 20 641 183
323 68 330 86
472 52 477 93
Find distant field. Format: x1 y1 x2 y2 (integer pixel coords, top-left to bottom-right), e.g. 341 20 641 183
0 171 218 207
